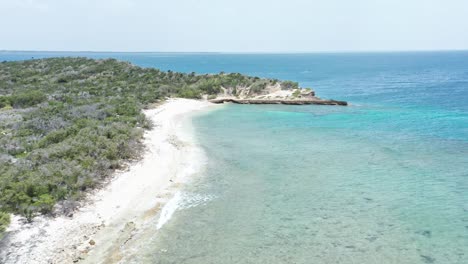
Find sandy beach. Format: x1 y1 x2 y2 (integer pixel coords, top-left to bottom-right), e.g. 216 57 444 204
0 99 215 264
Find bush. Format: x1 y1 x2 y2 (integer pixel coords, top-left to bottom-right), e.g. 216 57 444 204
250 81 268 94
195 79 221 94
177 88 201 99
33 194 56 214
292 89 301 97
37 128 70 147
0 96 11 108
0 212 10 232
9 91 47 108
280 80 299 90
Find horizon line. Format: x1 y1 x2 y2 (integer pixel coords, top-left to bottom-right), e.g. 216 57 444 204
1 49 468 54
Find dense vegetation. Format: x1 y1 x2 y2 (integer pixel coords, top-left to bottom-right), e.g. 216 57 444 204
0 57 297 229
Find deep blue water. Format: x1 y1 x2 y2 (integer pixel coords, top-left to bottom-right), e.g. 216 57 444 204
2 51 468 263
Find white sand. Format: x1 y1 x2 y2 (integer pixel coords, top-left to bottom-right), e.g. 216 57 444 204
0 99 216 264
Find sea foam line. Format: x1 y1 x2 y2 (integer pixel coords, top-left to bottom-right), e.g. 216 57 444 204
156 191 215 230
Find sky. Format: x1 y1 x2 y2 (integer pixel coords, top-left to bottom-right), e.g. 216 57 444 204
1 0 468 52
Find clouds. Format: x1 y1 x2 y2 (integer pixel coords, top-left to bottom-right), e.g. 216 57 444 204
0 0 467 52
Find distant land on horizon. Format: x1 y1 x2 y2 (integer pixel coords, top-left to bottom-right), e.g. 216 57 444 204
1 49 468 54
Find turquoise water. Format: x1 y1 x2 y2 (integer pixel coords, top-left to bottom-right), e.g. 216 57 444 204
2 52 468 263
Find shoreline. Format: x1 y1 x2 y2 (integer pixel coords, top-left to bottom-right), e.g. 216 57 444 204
0 99 216 264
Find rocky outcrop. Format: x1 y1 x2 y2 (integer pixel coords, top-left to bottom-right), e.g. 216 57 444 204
211 84 347 106
209 98 347 106
210 83 348 106
299 89 315 97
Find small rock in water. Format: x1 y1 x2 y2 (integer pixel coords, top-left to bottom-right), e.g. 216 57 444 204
366 235 378 242
415 230 432 238
420 255 436 263
420 230 432 238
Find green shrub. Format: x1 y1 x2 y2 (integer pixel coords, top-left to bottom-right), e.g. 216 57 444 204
0 96 11 108
37 128 70 147
250 81 268 94
33 194 56 214
292 89 301 97
9 91 47 108
280 80 299 90
195 79 221 94
0 212 10 232
177 88 201 99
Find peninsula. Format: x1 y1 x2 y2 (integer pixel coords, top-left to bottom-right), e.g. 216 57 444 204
209 84 347 106
0 58 347 263
0 57 347 231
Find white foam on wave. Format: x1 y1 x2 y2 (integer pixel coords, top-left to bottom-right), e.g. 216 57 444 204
156 191 215 230
156 191 183 230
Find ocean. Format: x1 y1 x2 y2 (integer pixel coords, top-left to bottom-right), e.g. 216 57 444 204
2 51 468 263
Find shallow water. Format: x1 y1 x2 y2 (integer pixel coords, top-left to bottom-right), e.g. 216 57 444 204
2 51 468 263
124 103 467 264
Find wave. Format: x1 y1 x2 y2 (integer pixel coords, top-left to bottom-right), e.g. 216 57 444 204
156 191 215 230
